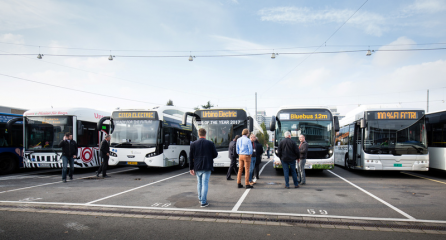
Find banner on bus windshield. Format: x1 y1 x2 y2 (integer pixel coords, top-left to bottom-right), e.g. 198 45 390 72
196 109 247 120
278 110 332 121
112 111 159 120
368 111 423 120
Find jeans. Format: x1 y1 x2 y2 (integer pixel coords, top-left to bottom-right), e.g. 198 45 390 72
299 158 306 184
62 156 74 180
267 150 270 159
282 161 298 187
196 170 211 205
249 157 256 182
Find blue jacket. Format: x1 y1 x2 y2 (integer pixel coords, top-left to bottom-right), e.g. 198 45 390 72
236 135 253 155
189 138 218 171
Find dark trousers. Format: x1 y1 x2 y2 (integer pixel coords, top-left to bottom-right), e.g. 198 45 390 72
226 157 237 179
254 162 260 178
97 156 109 176
62 156 74 180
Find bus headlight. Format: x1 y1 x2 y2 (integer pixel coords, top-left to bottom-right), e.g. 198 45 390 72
110 152 117 157
145 152 156 158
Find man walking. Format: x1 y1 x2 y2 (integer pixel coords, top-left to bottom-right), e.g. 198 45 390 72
236 129 253 189
248 134 257 186
298 134 308 185
58 132 78 183
226 135 239 180
97 134 111 178
189 128 218 207
277 131 300 189
266 144 270 159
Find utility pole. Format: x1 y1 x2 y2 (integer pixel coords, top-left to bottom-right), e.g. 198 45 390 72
255 92 257 123
427 89 429 113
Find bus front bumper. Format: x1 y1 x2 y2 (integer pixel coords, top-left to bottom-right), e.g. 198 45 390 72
273 156 334 170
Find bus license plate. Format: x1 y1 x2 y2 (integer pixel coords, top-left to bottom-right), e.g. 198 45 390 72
214 163 224 167
127 162 138 165
394 163 402 167
39 163 50 167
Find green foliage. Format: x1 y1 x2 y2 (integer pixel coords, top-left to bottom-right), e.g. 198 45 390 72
255 122 271 146
201 101 214 109
166 99 174 106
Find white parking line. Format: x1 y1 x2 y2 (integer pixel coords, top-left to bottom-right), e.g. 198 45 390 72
231 160 272 212
85 171 189 204
0 168 137 194
2 200 445 224
327 170 416 220
0 169 60 180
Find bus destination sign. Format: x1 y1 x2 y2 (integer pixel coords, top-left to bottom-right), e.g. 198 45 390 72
197 109 246 120
372 111 420 120
28 117 68 125
279 110 331 121
113 111 158 120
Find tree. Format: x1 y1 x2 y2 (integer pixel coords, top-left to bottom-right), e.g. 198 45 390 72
255 122 270 147
166 99 174 106
201 101 214 109
194 106 200 110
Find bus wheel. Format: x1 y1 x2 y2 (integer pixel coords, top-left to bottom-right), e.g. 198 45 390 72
178 153 187 168
344 156 351 170
0 155 17 175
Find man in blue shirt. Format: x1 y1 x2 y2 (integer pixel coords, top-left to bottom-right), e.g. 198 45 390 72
236 128 253 189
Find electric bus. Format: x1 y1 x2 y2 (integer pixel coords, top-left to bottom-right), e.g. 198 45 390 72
182 108 263 167
98 106 193 168
426 109 446 171
8 108 110 169
270 106 339 170
1 112 24 174
334 106 428 171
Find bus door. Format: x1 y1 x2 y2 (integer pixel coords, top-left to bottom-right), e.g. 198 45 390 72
354 123 362 167
348 123 357 167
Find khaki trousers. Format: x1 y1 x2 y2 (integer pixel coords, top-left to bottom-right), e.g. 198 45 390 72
237 155 251 185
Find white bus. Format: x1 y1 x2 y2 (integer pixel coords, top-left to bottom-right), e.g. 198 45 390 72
426 109 446 171
334 106 428 171
269 106 340 170
14 108 110 169
183 108 263 167
98 106 193 168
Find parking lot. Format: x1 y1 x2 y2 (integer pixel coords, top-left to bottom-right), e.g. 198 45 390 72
1 156 446 237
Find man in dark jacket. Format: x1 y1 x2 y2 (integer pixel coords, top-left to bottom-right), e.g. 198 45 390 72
298 134 308 185
189 128 218 207
226 135 240 181
253 138 264 180
96 134 111 178
277 131 300 188
58 132 78 183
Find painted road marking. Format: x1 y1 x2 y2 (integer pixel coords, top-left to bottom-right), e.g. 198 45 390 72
85 172 189 204
2 200 446 224
231 160 272 212
0 168 137 194
0 169 60 180
401 172 446 185
328 170 416 220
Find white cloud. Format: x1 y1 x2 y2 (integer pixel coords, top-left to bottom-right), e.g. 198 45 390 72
403 0 446 14
0 33 24 44
372 37 417 67
258 7 386 36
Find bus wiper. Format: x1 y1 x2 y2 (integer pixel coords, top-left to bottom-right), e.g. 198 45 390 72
410 145 423 154
114 142 133 147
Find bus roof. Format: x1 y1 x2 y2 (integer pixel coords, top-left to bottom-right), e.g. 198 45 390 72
426 109 446 115
24 108 109 123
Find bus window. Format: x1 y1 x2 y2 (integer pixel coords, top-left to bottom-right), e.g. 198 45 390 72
77 122 98 147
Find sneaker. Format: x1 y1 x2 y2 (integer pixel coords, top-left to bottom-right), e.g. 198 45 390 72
295 185 300 188
95 171 99 177
62 179 67 183
201 203 209 208
227 178 234 181
301 183 306 185
246 185 254 189
249 181 256 185
103 175 111 178
238 184 244 188
285 186 290 189
69 177 73 180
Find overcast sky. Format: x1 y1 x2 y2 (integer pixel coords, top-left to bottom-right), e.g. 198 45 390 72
1 0 446 116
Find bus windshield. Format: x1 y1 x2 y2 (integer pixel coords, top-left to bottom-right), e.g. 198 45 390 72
25 116 73 151
193 120 245 149
364 116 427 155
276 120 333 147
111 120 159 147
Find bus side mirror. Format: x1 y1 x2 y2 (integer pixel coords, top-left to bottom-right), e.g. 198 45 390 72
270 116 276 131
334 116 340 132
77 121 84 136
360 119 366 129
247 117 254 133
164 134 170 149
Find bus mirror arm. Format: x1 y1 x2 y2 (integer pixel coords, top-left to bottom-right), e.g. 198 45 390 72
182 112 198 126
5 117 23 135
97 116 111 132
360 119 366 129
270 115 276 131
247 117 254 133
334 116 340 132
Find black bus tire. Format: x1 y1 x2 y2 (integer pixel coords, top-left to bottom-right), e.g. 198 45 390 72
0 155 17 175
178 152 187 168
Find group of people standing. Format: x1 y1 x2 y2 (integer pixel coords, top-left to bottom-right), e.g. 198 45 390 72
189 127 308 207
58 132 111 182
